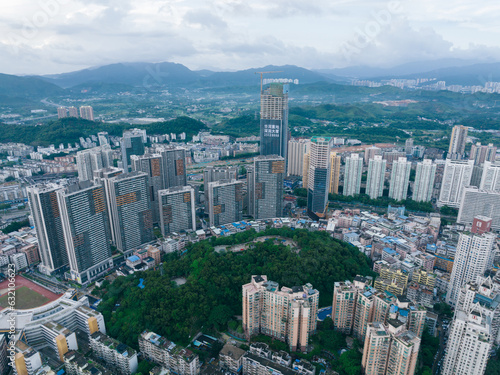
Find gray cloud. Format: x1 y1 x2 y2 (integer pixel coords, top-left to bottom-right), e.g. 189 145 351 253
1 0 500 74
184 9 227 30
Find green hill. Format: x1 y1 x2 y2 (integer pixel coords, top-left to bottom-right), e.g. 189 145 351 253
0 73 65 99
94 227 374 348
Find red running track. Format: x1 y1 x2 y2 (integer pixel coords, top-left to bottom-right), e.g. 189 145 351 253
0 275 62 310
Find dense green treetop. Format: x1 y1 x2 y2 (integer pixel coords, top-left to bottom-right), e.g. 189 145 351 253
0 116 207 147
94 227 374 349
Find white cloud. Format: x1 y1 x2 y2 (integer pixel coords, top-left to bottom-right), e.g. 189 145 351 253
0 0 500 74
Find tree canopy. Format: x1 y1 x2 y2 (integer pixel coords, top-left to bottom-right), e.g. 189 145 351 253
95 227 374 349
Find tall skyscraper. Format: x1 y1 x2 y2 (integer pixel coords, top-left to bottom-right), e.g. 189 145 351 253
362 322 420 375
480 161 500 191
97 132 109 146
92 167 123 223
27 184 68 275
332 277 372 335
456 275 500 345
157 146 187 189
302 152 310 189
76 145 113 182
364 146 381 165
204 166 238 213
246 166 255 217
469 142 496 187
68 106 79 118
353 287 375 341
469 142 496 166
260 83 289 162
329 152 341 195
131 154 163 224
287 139 310 176
366 155 386 199
250 155 285 219
207 179 244 226
438 159 474 208
121 130 146 171
79 106 94 121
203 166 238 185
412 159 436 202
57 181 113 284
389 157 411 201
441 308 492 375
458 187 500 230
242 275 319 352
106 172 154 253
344 153 363 196
158 186 196 236
446 231 496 305
332 281 358 334
333 278 426 340
448 125 468 160
57 107 68 119
307 137 332 214
405 138 414 156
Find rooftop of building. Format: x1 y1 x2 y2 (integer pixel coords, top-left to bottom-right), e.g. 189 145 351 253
219 343 246 360
111 170 147 181
244 352 298 375
91 331 136 357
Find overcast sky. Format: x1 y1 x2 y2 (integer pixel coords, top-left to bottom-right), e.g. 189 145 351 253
2 0 500 75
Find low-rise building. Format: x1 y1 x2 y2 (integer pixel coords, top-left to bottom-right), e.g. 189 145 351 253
219 343 246 374
90 332 138 375
139 330 200 375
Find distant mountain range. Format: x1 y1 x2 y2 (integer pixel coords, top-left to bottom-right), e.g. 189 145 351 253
35 59 500 88
0 73 64 100
36 63 339 89
1 60 500 105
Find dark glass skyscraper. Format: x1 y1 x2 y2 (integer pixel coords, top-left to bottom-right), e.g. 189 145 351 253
107 171 154 252
131 154 163 224
260 83 289 163
121 129 146 171
158 185 196 236
156 146 187 189
250 155 285 219
27 184 68 275
207 180 244 227
307 137 332 215
57 181 113 284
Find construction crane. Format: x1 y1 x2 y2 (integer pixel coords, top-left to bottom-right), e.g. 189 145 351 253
255 71 283 93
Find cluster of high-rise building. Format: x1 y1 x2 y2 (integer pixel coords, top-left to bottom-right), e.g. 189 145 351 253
57 106 95 121
332 275 426 375
242 275 319 352
290 137 440 215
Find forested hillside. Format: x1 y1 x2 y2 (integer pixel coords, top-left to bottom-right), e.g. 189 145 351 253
94 228 374 349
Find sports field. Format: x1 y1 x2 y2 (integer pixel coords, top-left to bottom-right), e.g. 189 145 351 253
0 286 50 309
0 275 61 310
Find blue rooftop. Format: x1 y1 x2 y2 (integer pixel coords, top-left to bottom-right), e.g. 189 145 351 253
128 255 140 262
399 309 409 317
